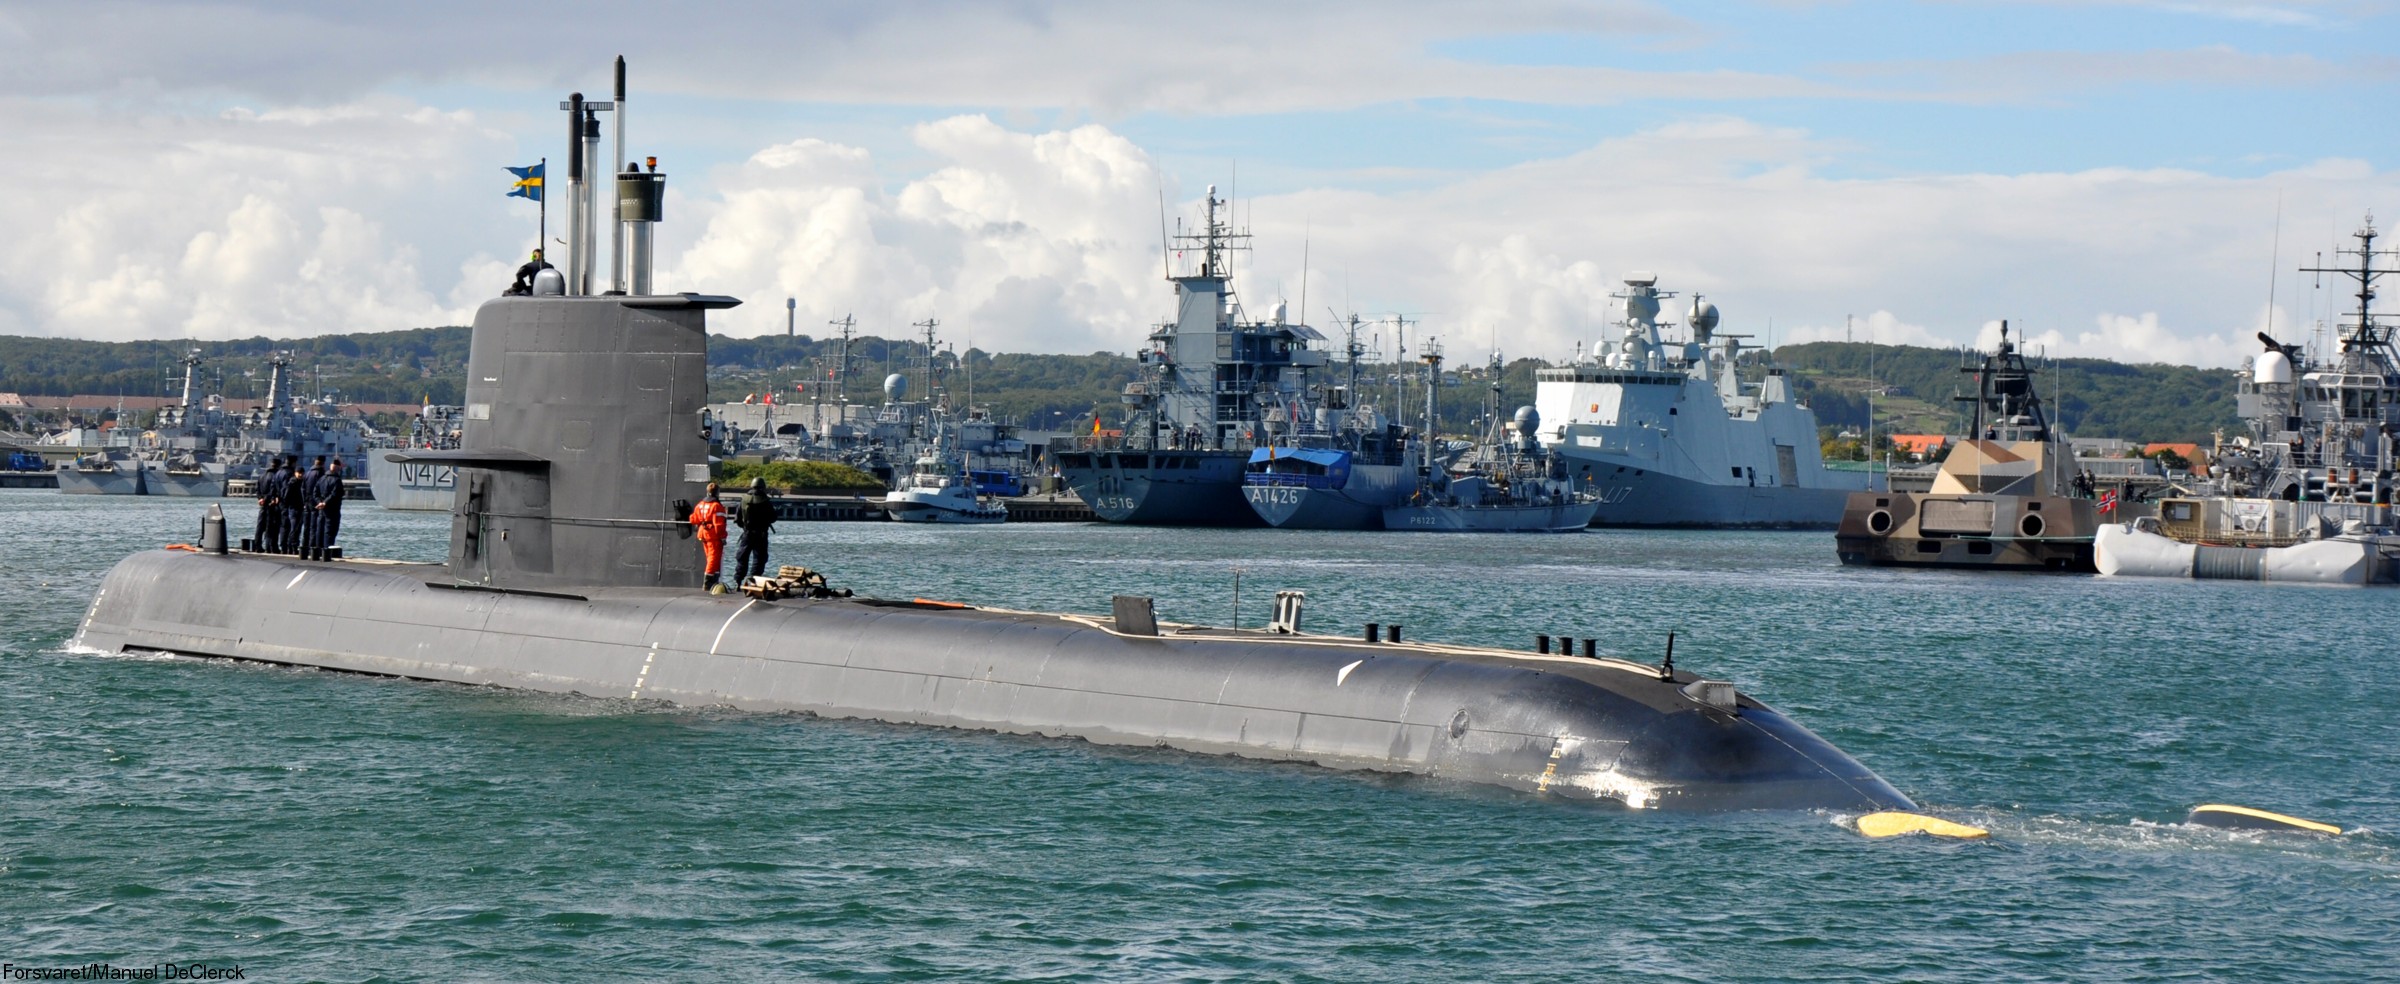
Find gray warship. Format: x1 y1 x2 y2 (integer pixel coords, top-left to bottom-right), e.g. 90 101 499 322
70 61 1913 812
1052 187 1325 526
1533 277 1868 527
57 349 372 497
1385 350 1598 533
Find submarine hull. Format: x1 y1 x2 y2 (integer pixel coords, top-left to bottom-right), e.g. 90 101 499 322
74 549 1912 813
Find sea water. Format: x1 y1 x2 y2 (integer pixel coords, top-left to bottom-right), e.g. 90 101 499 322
2 490 2393 981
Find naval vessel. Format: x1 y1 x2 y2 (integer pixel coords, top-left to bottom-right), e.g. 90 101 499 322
1385 351 1598 533
1532 276 1867 527
70 59 1915 813
1834 323 2110 572
2095 213 2400 584
1052 187 1325 526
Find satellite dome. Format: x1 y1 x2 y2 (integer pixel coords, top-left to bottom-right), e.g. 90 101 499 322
883 373 910 401
1512 406 1539 432
1688 299 1720 333
2253 349 2293 385
1623 293 1660 325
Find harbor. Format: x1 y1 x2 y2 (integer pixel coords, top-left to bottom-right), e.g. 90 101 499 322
2 8 2393 981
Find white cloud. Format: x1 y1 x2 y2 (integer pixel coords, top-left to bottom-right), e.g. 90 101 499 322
0 94 517 341
661 117 1164 353
6 100 2390 369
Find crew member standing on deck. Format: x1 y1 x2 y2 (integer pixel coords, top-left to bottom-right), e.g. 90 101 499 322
688 482 729 592
733 476 776 584
312 458 347 560
252 456 285 552
281 458 311 554
296 456 328 558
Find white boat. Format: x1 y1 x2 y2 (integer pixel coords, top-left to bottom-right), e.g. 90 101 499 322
884 457 1007 524
884 411 1006 525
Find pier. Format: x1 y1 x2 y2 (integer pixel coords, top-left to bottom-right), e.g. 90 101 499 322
770 492 1092 523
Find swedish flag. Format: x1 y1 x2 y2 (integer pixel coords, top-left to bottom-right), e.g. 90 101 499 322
507 163 544 202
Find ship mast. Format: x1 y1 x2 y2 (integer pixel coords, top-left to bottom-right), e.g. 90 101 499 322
2298 213 2398 375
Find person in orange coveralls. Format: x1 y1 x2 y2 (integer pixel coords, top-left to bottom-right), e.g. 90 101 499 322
688 482 729 592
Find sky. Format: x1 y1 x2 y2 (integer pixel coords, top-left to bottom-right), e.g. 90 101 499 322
1 0 2394 369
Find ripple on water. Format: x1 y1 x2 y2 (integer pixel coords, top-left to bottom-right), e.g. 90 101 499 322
3 494 2397 980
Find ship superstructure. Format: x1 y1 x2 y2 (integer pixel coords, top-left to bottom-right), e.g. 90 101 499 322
1532 275 1865 527
2223 213 2399 505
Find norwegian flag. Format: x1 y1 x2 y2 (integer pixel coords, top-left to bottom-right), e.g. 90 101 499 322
2097 489 2119 513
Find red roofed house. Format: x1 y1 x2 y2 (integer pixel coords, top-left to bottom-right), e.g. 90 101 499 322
1890 434 1948 461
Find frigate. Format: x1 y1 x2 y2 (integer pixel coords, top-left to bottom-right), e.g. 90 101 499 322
70 60 1914 813
1533 276 1867 527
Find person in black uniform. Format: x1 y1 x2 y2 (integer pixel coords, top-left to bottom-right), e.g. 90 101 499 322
291 456 324 556
279 459 308 554
733 475 777 584
312 458 347 560
506 249 554 295
252 456 284 552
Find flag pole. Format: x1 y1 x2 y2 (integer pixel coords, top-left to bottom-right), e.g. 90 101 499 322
539 156 548 256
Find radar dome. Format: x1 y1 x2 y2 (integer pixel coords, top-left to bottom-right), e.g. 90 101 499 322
1512 406 1540 432
883 373 909 401
1623 293 1660 325
2253 349 2293 385
1688 299 1720 333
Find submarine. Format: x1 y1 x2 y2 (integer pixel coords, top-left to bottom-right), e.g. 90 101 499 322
71 60 1913 813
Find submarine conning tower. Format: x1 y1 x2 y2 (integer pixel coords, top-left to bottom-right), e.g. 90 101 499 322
389 56 742 591
396 293 738 591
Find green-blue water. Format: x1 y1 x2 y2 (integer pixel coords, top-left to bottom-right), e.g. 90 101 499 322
3 490 2394 981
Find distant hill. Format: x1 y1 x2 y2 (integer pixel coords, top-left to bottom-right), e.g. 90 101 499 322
1776 341 2241 445
0 329 2243 444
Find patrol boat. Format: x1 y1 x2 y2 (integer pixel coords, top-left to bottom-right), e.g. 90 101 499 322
1385 351 1599 533
1834 323 2109 571
1532 276 1867 527
1052 187 1326 526
70 61 1914 813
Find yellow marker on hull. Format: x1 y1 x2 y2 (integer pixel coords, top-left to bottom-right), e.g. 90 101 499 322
2185 804 2343 835
1857 811 1990 839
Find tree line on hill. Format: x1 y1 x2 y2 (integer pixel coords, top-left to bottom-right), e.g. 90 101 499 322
0 329 2243 445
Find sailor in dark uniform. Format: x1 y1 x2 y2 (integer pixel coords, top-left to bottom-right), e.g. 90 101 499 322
733 476 776 583
506 249 554 295
290 456 324 555
279 459 308 554
312 458 347 560
252 456 285 552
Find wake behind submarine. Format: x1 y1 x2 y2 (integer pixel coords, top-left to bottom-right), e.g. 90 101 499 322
71 60 1911 813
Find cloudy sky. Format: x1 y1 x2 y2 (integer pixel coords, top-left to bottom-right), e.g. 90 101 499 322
2 0 2393 367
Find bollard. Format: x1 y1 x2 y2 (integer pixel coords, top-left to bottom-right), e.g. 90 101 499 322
1386 624 1402 643
1583 638 1596 659
1363 622 1379 643
1536 634 1550 654
200 504 227 555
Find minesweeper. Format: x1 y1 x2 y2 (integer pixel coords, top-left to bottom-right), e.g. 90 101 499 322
70 60 1912 812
